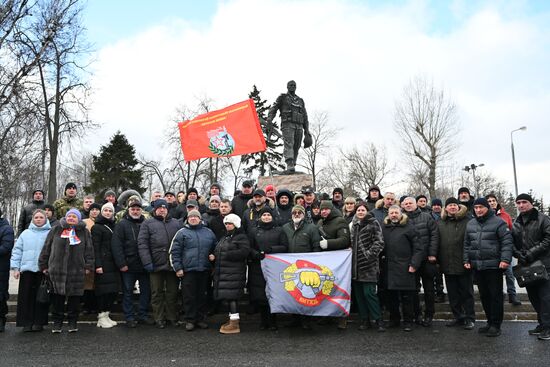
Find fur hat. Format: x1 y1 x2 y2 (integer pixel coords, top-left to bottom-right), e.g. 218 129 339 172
223 213 241 228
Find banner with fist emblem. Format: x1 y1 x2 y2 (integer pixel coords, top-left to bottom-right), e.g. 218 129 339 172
261 249 351 316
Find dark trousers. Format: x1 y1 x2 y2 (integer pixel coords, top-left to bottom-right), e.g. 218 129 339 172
526 277 550 329
51 293 81 325
353 281 382 321
476 269 504 328
413 262 436 318
281 123 303 167
445 272 475 322
150 271 179 322
181 271 209 322
82 290 97 312
121 272 151 321
16 272 49 327
387 290 415 323
228 300 239 314
435 267 445 295
96 292 117 313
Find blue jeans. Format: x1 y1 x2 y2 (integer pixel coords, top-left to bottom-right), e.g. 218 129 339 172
121 272 151 321
504 262 517 296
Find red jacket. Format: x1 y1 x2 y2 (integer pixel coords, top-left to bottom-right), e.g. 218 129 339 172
496 206 513 229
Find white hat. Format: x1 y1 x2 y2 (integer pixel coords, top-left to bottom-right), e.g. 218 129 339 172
223 213 241 229
101 202 115 213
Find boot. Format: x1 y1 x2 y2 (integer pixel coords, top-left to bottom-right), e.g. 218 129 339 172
375 319 386 332
508 294 522 306
337 318 347 330
97 312 114 328
358 319 371 331
0 318 5 332
105 312 117 327
220 319 240 334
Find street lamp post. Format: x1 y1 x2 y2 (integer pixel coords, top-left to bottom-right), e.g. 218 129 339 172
511 126 527 198
463 163 485 198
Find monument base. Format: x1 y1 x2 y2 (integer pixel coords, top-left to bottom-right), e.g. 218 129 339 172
258 174 313 193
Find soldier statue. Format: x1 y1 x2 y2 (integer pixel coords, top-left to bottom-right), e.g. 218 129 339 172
266 80 312 175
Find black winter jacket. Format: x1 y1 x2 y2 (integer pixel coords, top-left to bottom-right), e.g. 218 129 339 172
111 213 146 272
169 223 217 273
91 215 120 295
512 208 550 269
438 205 469 275
463 210 513 270
381 214 423 291
0 218 15 301
406 208 439 259
137 216 183 272
17 200 45 235
212 228 250 301
247 221 288 303
202 209 226 240
275 189 293 227
231 192 253 218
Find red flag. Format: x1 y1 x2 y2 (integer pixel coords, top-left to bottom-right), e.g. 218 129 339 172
178 99 266 162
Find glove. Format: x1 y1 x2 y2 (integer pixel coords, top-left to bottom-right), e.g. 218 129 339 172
143 263 154 273
259 251 266 260
320 239 328 250
525 251 535 264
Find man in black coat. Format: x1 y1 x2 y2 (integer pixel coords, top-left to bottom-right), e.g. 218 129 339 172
464 198 513 337
458 187 475 218
0 209 14 332
112 200 152 327
365 185 383 212
17 189 45 236
512 193 550 340
231 180 254 218
275 188 293 227
402 196 440 327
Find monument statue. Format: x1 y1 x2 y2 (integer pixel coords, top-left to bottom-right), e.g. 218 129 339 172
266 80 312 175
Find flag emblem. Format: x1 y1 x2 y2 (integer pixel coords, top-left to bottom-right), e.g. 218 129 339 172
207 126 235 156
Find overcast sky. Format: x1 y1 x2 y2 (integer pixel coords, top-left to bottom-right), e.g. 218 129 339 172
82 0 550 198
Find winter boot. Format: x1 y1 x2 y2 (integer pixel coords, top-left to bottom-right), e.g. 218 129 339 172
0 318 5 332
376 319 386 332
220 319 240 334
508 294 522 306
105 312 117 327
97 312 114 328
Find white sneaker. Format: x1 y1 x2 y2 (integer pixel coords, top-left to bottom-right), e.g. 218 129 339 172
105 312 117 327
97 312 114 328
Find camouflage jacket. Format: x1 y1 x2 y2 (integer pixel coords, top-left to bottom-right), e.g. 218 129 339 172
53 196 83 219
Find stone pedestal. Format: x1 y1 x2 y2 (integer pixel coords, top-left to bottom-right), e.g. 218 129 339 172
257 174 313 192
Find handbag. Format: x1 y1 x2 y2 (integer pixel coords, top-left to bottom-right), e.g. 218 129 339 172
36 276 52 304
513 260 549 287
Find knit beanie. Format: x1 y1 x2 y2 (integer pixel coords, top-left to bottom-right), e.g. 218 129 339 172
473 197 490 209
458 187 470 196
320 200 333 210
187 209 201 218
292 205 305 215
444 197 459 207
101 202 115 213
515 193 534 204
209 195 221 203
431 198 443 207
66 208 82 221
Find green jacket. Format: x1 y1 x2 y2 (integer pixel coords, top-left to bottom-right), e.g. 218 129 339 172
53 196 83 220
438 205 469 275
282 220 321 253
317 210 350 250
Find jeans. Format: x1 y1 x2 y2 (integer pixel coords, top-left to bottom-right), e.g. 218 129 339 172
121 272 151 321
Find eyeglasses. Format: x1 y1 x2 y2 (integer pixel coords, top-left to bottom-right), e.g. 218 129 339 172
292 212 304 216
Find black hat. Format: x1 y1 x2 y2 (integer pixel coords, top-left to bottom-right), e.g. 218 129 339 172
368 185 381 193
128 200 142 209
32 189 45 196
332 188 344 195
302 186 314 194
253 189 266 197
431 198 443 207
154 199 168 210
89 203 102 211
473 197 490 209
258 206 273 217
458 187 471 196
44 204 55 211
165 191 176 197
515 193 534 204
186 187 198 196
445 197 459 207
399 195 408 204
416 194 427 202
65 182 77 191
242 180 254 188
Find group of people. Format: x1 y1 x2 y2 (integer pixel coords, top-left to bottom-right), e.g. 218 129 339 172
0 180 549 341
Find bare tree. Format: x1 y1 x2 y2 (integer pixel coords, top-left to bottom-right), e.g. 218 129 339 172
341 143 391 194
297 111 338 189
19 0 95 202
394 76 460 198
